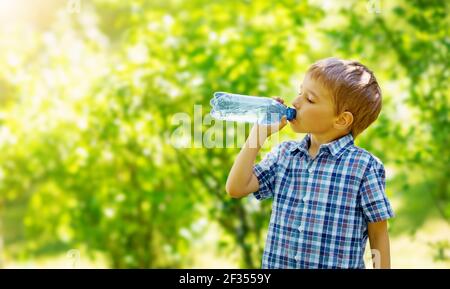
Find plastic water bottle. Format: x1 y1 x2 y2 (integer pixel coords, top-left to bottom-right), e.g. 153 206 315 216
210 92 297 125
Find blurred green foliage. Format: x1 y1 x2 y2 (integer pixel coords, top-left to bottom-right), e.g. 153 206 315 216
0 0 448 268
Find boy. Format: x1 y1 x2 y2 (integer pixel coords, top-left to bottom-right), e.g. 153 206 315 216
226 58 394 269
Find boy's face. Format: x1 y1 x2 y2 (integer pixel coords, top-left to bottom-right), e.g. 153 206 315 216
289 74 337 134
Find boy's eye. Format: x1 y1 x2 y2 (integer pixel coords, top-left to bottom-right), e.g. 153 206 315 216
298 91 313 103
305 95 314 103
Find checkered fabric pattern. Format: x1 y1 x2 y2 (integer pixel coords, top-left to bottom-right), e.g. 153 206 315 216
253 133 394 268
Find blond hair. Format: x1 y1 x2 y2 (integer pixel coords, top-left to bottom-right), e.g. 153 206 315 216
307 57 382 138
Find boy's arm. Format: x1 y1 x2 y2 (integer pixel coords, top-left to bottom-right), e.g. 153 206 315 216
225 129 262 198
368 220 391 269
226 106 288 198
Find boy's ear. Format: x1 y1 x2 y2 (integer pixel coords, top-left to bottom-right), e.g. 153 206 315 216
334 111 353 131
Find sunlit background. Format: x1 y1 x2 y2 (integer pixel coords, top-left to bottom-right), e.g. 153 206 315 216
0 0 448 268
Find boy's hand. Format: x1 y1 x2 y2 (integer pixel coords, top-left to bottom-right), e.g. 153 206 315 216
250 97 288 143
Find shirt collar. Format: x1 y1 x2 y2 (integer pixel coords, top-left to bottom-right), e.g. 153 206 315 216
289 133 354 158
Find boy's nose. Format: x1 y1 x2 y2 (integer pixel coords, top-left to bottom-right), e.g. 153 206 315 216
292 99 301 110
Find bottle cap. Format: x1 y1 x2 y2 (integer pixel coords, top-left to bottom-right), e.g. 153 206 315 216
286 108 297 121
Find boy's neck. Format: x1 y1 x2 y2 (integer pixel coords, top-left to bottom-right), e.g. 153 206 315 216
308 131 349 158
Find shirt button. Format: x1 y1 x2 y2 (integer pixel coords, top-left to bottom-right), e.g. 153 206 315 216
294 255 300 261
298 226 304 233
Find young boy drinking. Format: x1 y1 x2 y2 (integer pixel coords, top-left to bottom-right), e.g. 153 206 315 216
226 58 394 269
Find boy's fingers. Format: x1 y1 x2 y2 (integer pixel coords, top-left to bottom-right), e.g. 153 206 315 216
279 116 287 128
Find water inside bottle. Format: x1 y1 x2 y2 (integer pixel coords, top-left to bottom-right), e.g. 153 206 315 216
210 91 294 124
211 93 271 124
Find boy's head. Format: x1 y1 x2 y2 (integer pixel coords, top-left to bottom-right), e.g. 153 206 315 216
290 57 382 139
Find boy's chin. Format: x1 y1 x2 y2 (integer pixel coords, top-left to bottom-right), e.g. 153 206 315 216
289 123 305 133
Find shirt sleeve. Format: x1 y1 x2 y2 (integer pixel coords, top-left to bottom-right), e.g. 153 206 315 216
359 159 395 223
252 143 283 201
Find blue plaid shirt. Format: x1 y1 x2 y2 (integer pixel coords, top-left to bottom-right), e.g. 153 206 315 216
253 133 394 268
